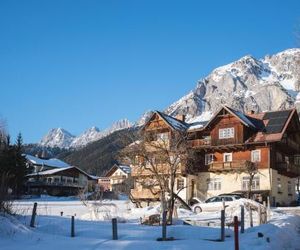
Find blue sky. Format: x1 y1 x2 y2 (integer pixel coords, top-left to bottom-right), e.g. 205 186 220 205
0 0 300 143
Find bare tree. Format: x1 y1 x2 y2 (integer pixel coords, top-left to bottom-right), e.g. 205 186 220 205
123 129 193 225
245 161 258 199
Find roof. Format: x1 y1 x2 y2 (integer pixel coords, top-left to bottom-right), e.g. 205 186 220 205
24 154 70 168
262 110 292 134
27 166 73 176
156 111 188 131
225 107 257 129
105 164 131 177
26 166 95 179
141 107 299 144
142 111 188 132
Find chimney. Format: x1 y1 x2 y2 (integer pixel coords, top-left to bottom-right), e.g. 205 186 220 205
176 114 186 122
247 110 255 115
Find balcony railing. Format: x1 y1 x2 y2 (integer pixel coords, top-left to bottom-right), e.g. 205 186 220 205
131 188 160 200
207 160 253 172
27 180 85 188
276 162 300 176
188 139 211 148
131 164 183 176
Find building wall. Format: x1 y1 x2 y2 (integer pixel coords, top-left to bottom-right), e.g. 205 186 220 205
196 169 272 198
270 169 296 206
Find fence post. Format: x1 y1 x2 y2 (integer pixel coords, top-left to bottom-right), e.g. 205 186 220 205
112 218 118 240
30 202 37 228
71 216 75 237
162 210 167 241
249 208 253 227
240 206 245 234
267 196 271 221
220 209 225 242
234 216 239 250
258 205 262 225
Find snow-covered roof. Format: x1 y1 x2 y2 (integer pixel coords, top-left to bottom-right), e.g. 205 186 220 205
119 165 131 174
26 165 95 179
105 164 131 177
24 154 70 168
27 167 73 176
186 111 212 131
226 107 257 128
156 111 188 131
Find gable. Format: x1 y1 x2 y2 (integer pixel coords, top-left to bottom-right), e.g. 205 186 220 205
142 111 187 132
204 106 255 130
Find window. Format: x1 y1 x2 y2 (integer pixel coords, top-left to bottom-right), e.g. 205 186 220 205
242 176 260 190
207 178 221 191
206 197 222 203
205 154 214 165
251 150 261 162
177 178 184 190
288 181 292 195
277 178 282 193
219 128 234 139
223 153 232 162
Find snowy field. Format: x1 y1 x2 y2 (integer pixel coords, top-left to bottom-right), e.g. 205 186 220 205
1 197 300 250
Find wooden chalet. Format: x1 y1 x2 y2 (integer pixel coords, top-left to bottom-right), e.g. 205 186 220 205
130 106 300 206
25 154 93 196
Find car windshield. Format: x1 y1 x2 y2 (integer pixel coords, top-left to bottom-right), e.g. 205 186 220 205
206 197 221 203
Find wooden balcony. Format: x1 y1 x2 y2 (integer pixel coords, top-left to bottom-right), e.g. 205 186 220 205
276 162 300 177
131 188 160 200
281 138 300 152
207 160 253 172
131 164 183 177
26 180 85 188
188 139 211 148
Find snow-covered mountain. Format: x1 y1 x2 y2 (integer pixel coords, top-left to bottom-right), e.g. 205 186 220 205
39 119 132 149
70 126 101 148
165 48 300 122
40 128 75 148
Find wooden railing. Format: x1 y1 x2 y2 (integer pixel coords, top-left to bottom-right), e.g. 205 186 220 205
188 139 211 147
131 188 160 199
26 180 85 188
276 162 300 176
131 164 183 176
207 160 253 172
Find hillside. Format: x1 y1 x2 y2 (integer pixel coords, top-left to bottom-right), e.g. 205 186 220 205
59 127 138 175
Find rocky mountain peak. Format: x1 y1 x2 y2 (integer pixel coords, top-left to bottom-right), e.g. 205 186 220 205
165 48 300 122
40 128 75 148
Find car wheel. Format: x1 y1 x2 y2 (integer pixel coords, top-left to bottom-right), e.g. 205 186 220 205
194 206 202 213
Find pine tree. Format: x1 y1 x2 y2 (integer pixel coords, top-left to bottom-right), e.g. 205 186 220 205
13 133 27 195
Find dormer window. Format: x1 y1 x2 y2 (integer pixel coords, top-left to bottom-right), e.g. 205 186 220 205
219 128 234 139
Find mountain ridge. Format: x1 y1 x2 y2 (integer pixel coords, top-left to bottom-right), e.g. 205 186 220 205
39 119 132 149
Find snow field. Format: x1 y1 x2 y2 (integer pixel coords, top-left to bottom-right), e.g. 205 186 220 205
1 199 300 250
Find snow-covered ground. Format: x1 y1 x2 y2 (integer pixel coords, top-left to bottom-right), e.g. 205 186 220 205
1 197 300 250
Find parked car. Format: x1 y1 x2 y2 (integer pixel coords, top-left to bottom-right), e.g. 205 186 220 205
192 195 241 213
188 197 204 206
